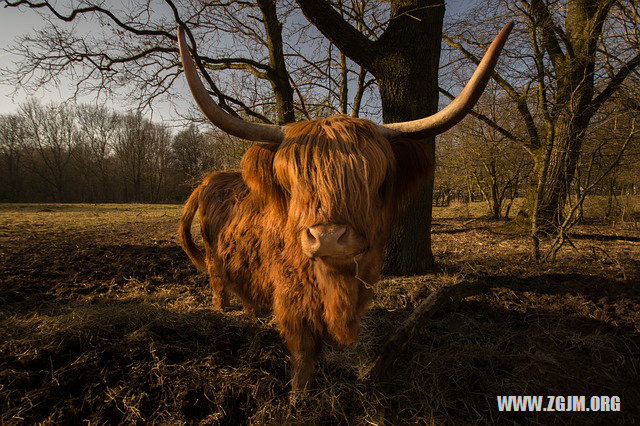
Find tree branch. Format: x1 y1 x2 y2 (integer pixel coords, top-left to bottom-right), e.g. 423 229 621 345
443 34 541 149
4 0 176 40
439 87 533 156
590 53 640 115
295 0 379 71
166 1 274 123
527 0 570 66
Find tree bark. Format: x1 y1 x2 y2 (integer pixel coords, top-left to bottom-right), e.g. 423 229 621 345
256 0 296 124
534 115 589 233
377 1 443 274
527 0 605 235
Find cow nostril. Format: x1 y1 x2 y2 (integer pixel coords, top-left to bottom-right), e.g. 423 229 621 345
306 228 316 242
336 227 348 245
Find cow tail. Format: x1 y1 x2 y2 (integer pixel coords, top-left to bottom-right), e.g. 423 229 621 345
179 186 206 272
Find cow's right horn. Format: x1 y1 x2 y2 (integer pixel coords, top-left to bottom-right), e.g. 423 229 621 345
178 26 285 143
377 22 514 140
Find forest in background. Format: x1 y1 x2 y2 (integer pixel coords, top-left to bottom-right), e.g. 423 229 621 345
1 94 638 222
0 100 251 203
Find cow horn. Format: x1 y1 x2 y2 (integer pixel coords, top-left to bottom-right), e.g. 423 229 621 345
377 22 514 140
178 26 284 143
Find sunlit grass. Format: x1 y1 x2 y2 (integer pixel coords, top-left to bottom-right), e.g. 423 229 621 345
0 203 182 230
432 195 640 220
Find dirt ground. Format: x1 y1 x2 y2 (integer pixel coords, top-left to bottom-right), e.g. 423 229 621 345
1 203 638 424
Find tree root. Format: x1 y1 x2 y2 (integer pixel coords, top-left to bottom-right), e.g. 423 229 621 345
361 280 492 382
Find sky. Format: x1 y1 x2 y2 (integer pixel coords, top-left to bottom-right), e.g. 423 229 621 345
0 6 90 112
0 1 474 121
0 2 187 122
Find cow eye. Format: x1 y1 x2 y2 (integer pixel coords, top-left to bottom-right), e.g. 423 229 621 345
379 175 392 201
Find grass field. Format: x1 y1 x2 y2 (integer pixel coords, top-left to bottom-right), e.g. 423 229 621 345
432 195 640 220
1 203 639 424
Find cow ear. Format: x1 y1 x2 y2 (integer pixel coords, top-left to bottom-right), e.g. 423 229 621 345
241 143 283 204
389 138 435 206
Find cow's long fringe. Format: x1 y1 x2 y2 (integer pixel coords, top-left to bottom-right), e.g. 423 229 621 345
276 115 395 237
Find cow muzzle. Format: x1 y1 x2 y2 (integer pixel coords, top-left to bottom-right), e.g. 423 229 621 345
300 224 367 259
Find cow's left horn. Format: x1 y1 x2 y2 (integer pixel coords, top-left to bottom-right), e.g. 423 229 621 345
178 26 284 143
377 22 514 140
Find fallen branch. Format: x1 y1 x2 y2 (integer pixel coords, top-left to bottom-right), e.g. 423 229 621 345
361 280 492 382
462 217 483 226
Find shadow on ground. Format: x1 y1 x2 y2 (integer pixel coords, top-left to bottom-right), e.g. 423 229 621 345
1 210 639 424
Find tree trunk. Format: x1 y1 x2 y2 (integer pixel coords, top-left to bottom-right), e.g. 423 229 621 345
605 178 616 219
383 179 435 274
491 186 501 219
378 0 444 275
257 0 296 124
526 0 615 244
533 113 589 234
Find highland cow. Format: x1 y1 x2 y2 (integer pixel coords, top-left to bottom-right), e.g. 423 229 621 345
177 23 512 391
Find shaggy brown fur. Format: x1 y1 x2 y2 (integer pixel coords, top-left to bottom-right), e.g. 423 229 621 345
179 115 433 391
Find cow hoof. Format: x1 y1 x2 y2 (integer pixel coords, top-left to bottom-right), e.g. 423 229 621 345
211 297 230 312
212 304 231 313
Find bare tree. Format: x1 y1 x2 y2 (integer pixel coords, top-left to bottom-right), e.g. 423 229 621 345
114 113 154 203
147 122 173 203
0 99 266 203
19 100 77 201
0 114 28 201
171 124 212 185
1 0 300 124
75 104 119 201
443 0 640 257
573 97 640 221
544 117 638 260
453 87 532 219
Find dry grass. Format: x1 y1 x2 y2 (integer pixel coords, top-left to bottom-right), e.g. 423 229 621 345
1 203 639 424
433 195 640 222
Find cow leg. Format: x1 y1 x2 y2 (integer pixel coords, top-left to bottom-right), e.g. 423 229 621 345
207 256 229 311
228 291 257 317
223 283 259 317
278 319 322 393
209 276 229 311
290 331 322 393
